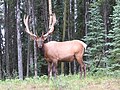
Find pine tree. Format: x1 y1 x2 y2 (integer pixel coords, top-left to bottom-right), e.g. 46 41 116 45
83 1 106 68
108 0 120 64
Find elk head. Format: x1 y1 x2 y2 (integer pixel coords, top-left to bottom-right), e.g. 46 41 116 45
23 13 56 48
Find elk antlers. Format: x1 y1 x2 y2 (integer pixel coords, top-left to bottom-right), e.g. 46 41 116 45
43 13 56 38
23 15 37 40
23 13 56 40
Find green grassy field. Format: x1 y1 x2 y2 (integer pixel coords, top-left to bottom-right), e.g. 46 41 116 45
0 72 120 90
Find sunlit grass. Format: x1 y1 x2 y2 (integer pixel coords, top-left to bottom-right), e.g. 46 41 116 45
0 72 119 90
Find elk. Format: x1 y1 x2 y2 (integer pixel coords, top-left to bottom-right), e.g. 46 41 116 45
23 14 87 78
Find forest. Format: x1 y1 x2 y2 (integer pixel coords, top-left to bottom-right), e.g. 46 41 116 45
0 0 120 82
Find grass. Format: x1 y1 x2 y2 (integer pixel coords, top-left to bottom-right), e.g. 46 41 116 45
0 72 120 90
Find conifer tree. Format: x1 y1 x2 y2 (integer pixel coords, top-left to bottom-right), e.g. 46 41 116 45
108 0 120 64
84 1 105 67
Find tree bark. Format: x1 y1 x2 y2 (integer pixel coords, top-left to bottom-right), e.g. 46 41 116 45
31 0 38 77
68 0 72 74
48 0 53 77
12 0 17 76
0 0 4 79
26 0 31 77
61 0 67 74
16 0 23 80
4 1 10 77
73 0 77 74
0 24 2 79
103 0 108 53
85 0 89 36
43 0 49 34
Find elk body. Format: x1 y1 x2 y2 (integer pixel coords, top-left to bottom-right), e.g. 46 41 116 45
24 14 87 78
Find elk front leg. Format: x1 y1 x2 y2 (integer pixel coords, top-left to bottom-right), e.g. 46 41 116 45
48 62 53 79
53 61 58 78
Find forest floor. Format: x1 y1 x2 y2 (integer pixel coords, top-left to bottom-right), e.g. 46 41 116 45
0 73 120 90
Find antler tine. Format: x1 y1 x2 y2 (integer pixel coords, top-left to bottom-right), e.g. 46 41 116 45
23 15 37 39
52 13 57 25
43 13 56 37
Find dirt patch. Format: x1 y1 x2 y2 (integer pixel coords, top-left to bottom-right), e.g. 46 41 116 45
81 79 120 90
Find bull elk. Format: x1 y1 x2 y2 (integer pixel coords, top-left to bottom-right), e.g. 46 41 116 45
23 13 87 78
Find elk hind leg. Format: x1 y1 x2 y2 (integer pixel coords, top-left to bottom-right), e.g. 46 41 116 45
80 61 86 78
83 63 86 78
75 54 86 78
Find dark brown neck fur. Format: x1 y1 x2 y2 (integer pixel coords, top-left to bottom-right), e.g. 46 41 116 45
39 44 45 57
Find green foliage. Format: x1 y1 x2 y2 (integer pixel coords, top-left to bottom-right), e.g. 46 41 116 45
109 63 120 71
1 0 119 79
52 0 64 41
0 73 119 90
108 0 120 63
77 0 85 39
83 1 106 68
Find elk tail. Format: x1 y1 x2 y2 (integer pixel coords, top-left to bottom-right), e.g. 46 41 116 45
80 41 87 50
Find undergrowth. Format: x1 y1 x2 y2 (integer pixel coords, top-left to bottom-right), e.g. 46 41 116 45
0 70 119 90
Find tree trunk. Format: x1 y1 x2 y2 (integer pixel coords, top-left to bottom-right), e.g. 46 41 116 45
103 0 108 54
73 0 77 74
69 0 73 39
0 0 4 79
12 0 17 76
68 0 72 74
48 0 53 77
16 0 23 80
61 0 67 74
4 1 10 77
30 50 34 75
103 0 109 68
0 25 2 79
26 0 31 77
31 0 38 77
26 36 30 77
43 0 49 34
85 0 89 36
